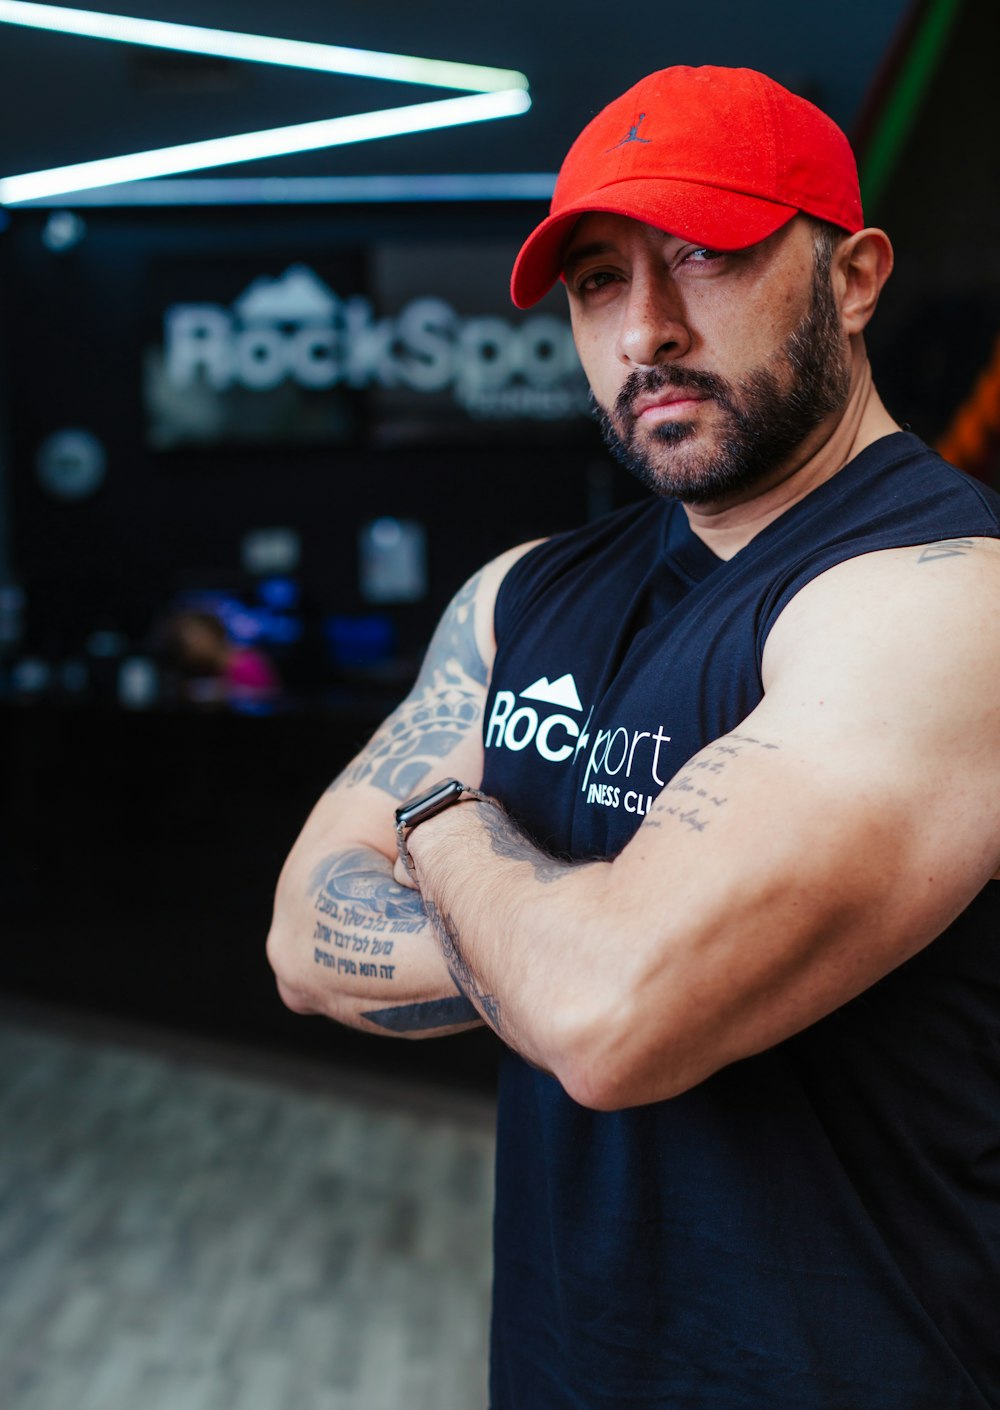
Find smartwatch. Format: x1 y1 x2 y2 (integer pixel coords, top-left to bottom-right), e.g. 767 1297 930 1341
394 778 492 880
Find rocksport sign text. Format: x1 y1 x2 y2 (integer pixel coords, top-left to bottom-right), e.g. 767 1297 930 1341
162 265 590 422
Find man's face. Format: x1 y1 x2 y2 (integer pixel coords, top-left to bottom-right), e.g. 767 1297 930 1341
562 214 852 505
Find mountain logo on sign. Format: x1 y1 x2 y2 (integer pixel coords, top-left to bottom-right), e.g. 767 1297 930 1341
234 265 340 325
520 674 583 711
161 265 589 421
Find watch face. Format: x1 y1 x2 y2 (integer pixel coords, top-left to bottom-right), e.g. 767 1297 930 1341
395 778 464 828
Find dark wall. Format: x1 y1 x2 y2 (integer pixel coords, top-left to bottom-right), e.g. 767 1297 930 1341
3 201 643 671
0 701 504 1090
0 197 644 1083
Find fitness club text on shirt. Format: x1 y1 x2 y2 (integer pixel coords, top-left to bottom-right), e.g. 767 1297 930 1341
485 672 671 817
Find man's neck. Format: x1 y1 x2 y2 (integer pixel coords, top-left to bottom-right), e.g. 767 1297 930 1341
682 356 901 561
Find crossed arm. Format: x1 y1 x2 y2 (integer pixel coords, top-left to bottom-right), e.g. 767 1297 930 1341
269 536 1000 1108
266 544 529 1037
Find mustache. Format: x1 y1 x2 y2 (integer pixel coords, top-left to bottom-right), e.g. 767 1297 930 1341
612 364 733 427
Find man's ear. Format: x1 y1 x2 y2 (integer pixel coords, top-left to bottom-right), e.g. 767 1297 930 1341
836 228 894 336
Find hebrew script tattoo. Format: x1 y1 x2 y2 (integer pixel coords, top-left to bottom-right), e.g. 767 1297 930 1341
309 848 427 921
641 731 780 836
309 849 479 1033
329 571 488 802
309 848 421 982
916 539 975 563
309 849 418 976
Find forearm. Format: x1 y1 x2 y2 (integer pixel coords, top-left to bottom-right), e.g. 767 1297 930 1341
267 838 481 1037
401 780 792 1104
405 801 611 1077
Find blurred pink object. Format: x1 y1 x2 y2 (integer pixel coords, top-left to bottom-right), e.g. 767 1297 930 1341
225 647 281 701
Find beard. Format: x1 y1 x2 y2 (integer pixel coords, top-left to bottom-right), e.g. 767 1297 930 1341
595 256 852 504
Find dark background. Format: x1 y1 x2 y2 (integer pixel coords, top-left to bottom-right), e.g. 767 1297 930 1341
1 0 997 1091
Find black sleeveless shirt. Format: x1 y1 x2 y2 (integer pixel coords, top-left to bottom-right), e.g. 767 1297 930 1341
480 434 1000 1410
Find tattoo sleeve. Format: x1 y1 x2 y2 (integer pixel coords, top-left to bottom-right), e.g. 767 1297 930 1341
328 571 488 802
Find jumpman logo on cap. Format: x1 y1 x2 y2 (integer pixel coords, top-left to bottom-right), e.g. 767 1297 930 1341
607 113 651 151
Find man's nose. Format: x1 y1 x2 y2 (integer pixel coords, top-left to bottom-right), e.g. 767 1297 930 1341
616 276 692 368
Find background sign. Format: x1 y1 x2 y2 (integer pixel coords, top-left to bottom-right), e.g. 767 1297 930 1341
144 242 588 448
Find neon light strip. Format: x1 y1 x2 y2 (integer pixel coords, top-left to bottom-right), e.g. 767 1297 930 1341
0 1 528 92
860 0 964 210
14 173 558 206
0 90 532 204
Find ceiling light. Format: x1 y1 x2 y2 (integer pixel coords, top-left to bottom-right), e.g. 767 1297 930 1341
15 173 558 207
0 91 532 204
0 1 527 92
0 2 531 204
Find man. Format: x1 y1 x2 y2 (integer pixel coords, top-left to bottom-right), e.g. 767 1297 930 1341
268 66 1000 1408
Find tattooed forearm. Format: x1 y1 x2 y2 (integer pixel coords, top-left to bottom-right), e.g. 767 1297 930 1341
477 804 575 884
916 539 974 563
643 732 780 834
309 848 427 978
309 848 481 1032
329 569 488 801
424 897 505 1039
310 848 426 920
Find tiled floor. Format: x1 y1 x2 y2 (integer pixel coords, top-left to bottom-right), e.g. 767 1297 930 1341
0 1008 496 1410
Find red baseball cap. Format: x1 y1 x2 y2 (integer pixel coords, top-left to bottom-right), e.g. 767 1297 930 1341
511 66 864 309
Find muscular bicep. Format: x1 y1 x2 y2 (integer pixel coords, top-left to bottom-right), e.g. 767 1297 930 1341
753 537 1000 905
597 541 1000 1100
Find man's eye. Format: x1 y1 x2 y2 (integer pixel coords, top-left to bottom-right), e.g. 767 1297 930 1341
577 270 618 293
686 247 725 264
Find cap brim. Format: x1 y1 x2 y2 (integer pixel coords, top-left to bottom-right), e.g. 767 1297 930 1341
510 180 800 308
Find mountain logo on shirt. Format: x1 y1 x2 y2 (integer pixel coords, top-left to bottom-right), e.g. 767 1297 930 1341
486 669 673 817
519 674 583 711
486 673 592 764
